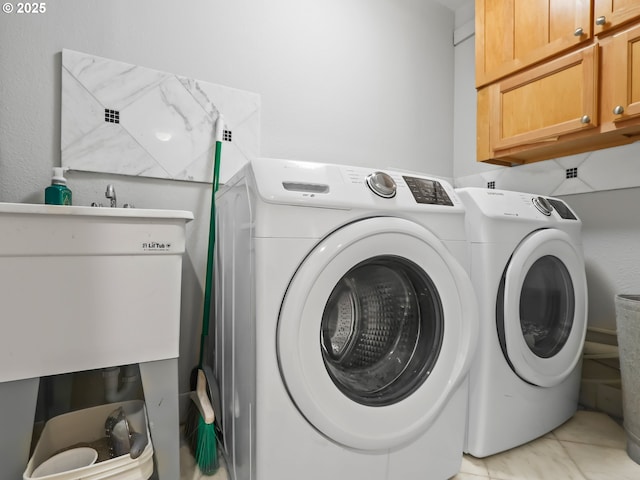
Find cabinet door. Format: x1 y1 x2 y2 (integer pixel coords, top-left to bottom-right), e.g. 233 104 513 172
594 0 640 35
609 23 640 124
476 0 591 87
489 45 599 151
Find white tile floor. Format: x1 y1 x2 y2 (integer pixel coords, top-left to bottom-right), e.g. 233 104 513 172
180 410 640 480
179 436 228 480
452 410 640 480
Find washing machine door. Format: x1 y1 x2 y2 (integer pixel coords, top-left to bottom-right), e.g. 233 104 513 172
499 229 587 388
277 217 477 451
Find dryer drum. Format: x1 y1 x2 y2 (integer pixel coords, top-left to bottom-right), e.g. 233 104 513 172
320 255 444 407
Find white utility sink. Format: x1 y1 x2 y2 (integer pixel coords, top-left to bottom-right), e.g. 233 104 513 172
0 202 193 480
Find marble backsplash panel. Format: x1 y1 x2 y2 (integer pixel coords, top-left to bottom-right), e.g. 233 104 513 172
61 49 260 183
455 142 640 197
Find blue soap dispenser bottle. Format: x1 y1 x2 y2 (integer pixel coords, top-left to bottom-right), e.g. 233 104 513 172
45 167 72 205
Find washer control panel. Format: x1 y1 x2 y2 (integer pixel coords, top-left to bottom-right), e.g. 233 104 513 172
403 176 454 206
366 171 397 198
250 158 462 210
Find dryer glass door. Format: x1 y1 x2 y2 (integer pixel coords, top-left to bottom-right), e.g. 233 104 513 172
498 229 587 388
519 255 574 358
277 217 478 451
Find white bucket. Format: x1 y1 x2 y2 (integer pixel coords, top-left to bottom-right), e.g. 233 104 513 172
23 400 153 480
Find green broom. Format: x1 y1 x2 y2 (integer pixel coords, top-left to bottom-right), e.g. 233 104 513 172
185 113 224 475
191 369 217 474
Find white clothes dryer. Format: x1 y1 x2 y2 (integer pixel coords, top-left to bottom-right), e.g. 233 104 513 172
456 188 588 458
213 158 478 480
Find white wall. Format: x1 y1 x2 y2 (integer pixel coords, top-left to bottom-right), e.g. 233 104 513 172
453 33 496 179
0 0 456 394
560 187 640 331
258 0 456 172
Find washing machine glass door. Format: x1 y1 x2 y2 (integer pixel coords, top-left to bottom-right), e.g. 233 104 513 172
320 255 442 407
277 217 477 451
499 229 587 388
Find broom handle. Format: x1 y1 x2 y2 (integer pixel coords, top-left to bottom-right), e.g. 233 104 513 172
199 115 223 368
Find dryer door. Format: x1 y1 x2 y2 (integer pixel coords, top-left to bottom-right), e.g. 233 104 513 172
277 217 477 451
499 229 587 388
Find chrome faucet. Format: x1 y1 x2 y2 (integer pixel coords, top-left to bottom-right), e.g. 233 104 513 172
105 184 117 208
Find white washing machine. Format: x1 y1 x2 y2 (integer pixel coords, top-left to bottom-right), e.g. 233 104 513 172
456 188 588 458
213 158 478 480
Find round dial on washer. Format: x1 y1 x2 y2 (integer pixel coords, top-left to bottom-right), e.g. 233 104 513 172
532 196 553 216
366 171 397 198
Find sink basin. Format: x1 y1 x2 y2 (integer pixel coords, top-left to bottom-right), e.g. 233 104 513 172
0 203 193 382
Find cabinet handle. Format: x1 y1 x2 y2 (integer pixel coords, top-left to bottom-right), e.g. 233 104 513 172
574 27 584 36
580 115 591 124
596 16 606 26
613 105 625 115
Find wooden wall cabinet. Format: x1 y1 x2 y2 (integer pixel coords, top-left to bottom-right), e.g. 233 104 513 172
476 0 640 165
476 0 591 88
594 0 640 36
605 23 640 126
489 46 598 151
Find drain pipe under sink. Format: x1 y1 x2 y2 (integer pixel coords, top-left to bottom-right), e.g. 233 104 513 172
103 364 140 403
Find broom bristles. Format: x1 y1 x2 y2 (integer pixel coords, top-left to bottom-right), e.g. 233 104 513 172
184 400 199 457
196 414 219 475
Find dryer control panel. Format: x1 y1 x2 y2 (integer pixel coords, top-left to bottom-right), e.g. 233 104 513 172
529 196 578 220
456 188 580 223
547 199 577 220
